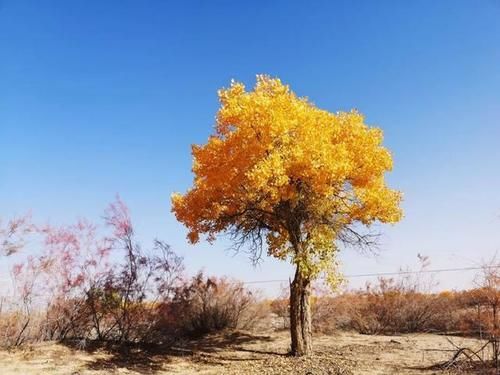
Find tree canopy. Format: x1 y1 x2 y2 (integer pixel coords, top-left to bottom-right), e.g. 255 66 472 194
172 75 402 285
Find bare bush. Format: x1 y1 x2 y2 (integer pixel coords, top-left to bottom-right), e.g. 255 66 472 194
344 255 442 335
458 259 500 369
168 272 257 337
270 296 289 330
267 255 468 336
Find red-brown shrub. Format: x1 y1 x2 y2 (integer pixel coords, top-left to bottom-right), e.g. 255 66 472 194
0 198 186 347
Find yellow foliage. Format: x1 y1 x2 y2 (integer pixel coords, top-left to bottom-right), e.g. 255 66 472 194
172 75 402 286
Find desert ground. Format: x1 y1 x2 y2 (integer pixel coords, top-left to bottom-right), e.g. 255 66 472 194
0 330 491 375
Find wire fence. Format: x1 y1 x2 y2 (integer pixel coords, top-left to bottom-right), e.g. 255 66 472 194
0 264 497 300
241 265 500 285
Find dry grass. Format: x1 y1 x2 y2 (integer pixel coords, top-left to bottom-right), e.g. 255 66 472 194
0 330 492 375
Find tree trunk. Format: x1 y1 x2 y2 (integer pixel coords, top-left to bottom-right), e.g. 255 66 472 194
289 264 312 356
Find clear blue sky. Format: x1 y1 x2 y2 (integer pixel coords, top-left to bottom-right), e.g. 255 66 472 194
1 1 499 295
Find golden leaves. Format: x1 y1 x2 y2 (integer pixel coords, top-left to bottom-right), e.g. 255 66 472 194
172 75 402 284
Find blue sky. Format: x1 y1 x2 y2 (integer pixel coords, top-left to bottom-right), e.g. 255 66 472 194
1 1 500 295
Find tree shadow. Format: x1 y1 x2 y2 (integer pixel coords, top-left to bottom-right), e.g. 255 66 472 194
61 331 277 374
232 347 288 357
85 346 166 373
407 359 498 375
62 340 169 373
177 331 275 353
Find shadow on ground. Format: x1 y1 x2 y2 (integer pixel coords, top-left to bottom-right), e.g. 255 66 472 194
408 359 498 375
61 331 277 374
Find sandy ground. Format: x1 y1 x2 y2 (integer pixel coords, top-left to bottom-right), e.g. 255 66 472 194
0 331 491 374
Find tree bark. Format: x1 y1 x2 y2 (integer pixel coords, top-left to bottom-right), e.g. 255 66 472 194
289 264 312 356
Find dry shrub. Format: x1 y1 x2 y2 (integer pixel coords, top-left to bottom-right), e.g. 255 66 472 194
346 287 441 334
42 297 90 341
311 295 339 334
339 255 445 335
167 272 258 337
459 262 500 367
269 255 475 336
0 308 47 347
302 281 495 337
270 297 289 330
0 310 31 346
270 286 453 335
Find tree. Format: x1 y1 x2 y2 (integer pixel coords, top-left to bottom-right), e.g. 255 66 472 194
172 75 402 356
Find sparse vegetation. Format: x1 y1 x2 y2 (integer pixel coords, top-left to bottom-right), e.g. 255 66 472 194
0 199 258 349
2 210 499 374
2 218 500 375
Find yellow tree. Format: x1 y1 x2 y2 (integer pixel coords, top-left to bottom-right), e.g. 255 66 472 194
172 76 402 356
